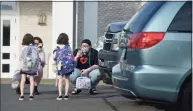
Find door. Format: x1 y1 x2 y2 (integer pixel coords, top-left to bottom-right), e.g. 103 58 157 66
1 16 17 78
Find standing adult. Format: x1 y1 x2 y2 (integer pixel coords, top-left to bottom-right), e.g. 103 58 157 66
70 39 101 94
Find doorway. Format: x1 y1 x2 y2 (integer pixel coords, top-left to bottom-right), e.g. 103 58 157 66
1 16 17 78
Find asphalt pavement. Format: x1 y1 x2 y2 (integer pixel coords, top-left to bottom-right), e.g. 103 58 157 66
1 83 172 111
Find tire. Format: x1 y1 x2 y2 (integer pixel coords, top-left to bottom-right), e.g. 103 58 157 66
178 81 192 111
103 78 113 85
100 70 113 85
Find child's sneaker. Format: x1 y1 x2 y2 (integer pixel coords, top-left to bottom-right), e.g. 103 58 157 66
64 95 69 100
29 96 34 100
56 95 63 100
19 96 24 100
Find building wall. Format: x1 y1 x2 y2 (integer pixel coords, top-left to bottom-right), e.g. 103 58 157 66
19 2 52 78
83 2 98 46
97 2 142 37
77 1 143 46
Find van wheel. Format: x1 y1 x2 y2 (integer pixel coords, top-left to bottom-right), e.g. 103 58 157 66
103 78 112 85
178 81 192 111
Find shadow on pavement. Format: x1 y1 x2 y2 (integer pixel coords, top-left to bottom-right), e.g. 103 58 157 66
136 101 177 111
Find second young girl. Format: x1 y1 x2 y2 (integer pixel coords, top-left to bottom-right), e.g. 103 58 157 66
53 33 74 100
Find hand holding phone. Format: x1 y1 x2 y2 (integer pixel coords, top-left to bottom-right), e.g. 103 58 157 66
76 50 83 58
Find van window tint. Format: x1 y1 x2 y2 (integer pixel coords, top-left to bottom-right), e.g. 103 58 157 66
167 1 192 32
123 2 165 33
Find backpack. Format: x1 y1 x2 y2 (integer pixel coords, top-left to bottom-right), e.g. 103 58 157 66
55 45 75 75
21 45 39 74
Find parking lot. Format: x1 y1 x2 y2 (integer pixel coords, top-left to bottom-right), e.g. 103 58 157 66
1 84 173 111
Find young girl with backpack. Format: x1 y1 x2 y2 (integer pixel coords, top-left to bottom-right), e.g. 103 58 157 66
19 33 39 100
12 37 45 95
53 33 75 100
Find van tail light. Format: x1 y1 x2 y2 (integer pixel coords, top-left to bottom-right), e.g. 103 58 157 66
128 32 165 49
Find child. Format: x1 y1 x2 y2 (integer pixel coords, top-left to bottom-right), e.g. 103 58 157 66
53 33 74 100
19 33 39 100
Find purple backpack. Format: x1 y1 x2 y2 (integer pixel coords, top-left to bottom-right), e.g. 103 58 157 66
55 45 75 75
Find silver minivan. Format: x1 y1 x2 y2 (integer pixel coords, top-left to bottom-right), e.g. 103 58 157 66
112 1 192 111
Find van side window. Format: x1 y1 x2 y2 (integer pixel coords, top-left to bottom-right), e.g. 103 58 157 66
167 1 192 32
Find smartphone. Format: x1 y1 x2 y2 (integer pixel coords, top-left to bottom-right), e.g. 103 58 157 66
77 49 83 57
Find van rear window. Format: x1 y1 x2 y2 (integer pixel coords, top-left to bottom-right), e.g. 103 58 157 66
167 1 192 33
123 2 165 33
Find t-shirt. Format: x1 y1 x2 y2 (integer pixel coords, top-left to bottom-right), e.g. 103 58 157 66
73 48 98 70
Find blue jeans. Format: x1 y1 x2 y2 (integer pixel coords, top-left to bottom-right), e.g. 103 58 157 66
70 68 101 87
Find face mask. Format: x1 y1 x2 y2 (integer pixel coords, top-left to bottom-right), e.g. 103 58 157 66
37 48 41 51
81 47 90 53
37 43 43 51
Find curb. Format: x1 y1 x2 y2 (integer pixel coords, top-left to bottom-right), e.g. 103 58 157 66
1 78 111 86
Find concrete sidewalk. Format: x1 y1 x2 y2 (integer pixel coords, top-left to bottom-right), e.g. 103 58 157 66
1 78 109 86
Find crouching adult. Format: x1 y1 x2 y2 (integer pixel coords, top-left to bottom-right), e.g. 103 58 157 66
70 39 101 94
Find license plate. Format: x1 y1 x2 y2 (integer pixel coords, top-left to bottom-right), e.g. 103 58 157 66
112 39 118 44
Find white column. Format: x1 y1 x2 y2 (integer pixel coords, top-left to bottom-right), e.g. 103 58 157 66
83 1 98 46
49 1 74 79
52 1 74 50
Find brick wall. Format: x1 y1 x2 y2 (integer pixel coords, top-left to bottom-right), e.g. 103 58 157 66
19 2 52 78
76 2 143 46
97 2 142 37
